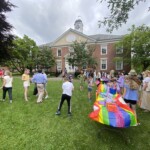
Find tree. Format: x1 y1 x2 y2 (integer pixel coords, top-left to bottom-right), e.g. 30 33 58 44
36 46 55 72
98 0 149 32
117 24 150 71
5 35 39 73
0 0 15 61
67 41 97 69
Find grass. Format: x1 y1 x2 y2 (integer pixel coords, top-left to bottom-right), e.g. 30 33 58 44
0 77 150 150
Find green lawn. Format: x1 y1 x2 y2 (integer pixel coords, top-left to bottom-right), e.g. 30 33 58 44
0 77 150 150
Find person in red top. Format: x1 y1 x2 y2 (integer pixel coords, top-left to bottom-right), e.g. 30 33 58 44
0 69 4 79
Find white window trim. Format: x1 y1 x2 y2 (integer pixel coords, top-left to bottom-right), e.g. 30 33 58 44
100 58 107 70
101 45 107 55
56 60 62 71
116 60 123 70
57 49 62 57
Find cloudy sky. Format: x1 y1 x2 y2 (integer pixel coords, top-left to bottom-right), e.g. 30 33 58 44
7 0 150 45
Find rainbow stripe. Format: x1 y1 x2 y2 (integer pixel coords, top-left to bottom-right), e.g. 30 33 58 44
89 83 137 128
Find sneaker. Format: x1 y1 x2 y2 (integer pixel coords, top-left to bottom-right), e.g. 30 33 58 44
10 100 12 103
2 99 5 102
45 95 49 99
55 111 61 115
68 112 72 116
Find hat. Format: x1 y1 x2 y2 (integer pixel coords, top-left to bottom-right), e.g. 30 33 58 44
128 69 137 76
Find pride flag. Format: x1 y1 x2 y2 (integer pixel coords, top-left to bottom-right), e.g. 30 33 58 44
89 83 137 128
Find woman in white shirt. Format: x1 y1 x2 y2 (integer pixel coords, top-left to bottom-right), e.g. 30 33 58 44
1 70 13 103
140 70 150 112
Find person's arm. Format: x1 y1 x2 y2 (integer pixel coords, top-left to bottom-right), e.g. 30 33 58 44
1 78 6 89
143 82 148 91
122 87 126 98
22 74 26 81
31 75 35 83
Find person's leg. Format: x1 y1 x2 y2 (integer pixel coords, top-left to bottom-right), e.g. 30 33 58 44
131 104 137 120
2 87 7 101
56 94 66 115
88 88 92 101
24 87 28 101
37 84 44 103
66 95 71 114
44 86 48 99
8 87 12 103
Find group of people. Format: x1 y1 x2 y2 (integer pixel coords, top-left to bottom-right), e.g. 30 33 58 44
1 67 150 119
22 69 49 103
77 68 150 121
0 68 49 104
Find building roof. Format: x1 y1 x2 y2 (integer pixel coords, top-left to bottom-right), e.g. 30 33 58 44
88 34 123 41
38 29 123 47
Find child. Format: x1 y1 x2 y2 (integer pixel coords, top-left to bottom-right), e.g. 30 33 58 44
78 71 84 91
55 76 74 116
1 70 13 103
22 69 30 101
87 75 94 102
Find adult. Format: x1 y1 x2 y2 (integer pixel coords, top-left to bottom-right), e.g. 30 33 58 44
32 69 47 103
22 69 30 101
1 70 13 103
140 70 150 112
55 76 74 116
122 69 141 122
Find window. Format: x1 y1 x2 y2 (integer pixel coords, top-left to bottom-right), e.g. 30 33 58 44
116 60 123 70
100 59 107 70
101 45 107 55
56 60 62 71
57 49 61 57
116 46 123 54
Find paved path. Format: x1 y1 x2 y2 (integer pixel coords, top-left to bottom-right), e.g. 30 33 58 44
48 77 62 80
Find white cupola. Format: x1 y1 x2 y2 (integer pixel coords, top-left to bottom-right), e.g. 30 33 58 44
74 19 83 33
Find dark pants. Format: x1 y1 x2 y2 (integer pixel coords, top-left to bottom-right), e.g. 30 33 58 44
58 94 71 113
3 87 12 100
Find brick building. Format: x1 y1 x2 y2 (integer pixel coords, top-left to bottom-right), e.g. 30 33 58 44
40 19 131 74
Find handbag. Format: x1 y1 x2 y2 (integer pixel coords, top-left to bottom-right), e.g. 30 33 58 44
33 85 38 95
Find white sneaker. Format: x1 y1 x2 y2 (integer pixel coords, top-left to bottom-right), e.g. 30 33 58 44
45 95 49 99
10 100 12 103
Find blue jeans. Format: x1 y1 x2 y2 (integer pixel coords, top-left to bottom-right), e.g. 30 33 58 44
3 87 12 100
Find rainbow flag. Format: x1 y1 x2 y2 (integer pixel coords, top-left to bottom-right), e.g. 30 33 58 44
89 83 137 128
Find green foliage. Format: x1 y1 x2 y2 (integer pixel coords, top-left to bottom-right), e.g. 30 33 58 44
7 35 39 73
68 41 97 69
37 46 55 70
98 0 148 32
117 25 150 71
0 78 150 149
0 0 15 61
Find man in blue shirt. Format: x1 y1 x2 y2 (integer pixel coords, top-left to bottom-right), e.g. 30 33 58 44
32 69 47 103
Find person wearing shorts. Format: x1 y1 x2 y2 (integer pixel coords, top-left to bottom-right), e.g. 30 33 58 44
22 69 30 101
122 73 140 122
87 75 93 102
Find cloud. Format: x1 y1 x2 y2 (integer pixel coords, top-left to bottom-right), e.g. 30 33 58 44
7 0 150 45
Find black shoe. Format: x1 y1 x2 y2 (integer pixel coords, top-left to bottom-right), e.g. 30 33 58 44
55 111 61 115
